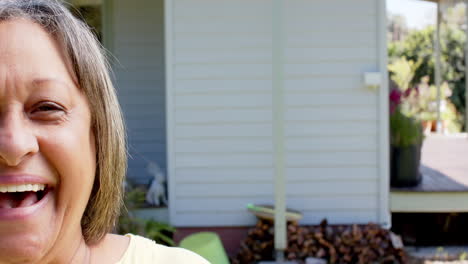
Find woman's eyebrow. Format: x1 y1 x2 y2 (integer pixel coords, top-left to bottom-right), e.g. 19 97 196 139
31 78 74 90
32 78 68 86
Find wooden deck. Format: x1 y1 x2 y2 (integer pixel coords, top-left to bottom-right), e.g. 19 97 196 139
390 134 468 212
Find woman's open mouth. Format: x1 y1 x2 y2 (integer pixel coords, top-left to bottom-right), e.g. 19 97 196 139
0 184 51 209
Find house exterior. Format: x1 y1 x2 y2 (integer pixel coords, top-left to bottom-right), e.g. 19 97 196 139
97 0 390 231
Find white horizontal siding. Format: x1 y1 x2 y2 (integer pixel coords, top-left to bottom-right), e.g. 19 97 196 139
287 180 378 197
175 109 272 124
175 123 272 138
175 93 272 108
286 135 377 152
168 0 382 227
287 151 377 167
175 138 273 153
287 167 378 181
283 0 380 225
177 183 273 198
285 120 377 137
287 31 377 48
113 0 166 183
169 0 273 227
175 79 272 93
175 153 272 168
175 167 274 183
285 106 378 122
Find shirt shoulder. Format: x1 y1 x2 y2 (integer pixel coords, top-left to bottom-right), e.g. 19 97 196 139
116 234 210 264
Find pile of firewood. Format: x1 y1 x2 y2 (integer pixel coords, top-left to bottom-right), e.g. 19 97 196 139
231 219 407 264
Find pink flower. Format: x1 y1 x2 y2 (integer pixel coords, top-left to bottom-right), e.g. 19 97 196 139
390 89 402 104
389 89 402 114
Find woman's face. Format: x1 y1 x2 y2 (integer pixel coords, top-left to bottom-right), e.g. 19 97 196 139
0 19 96 262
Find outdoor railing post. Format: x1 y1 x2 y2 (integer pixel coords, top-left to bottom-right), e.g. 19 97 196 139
435 2 443 133
465 0 468 134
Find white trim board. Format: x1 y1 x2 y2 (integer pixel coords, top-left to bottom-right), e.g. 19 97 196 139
390 192 468 212
377 0 391 226
164 0 176 225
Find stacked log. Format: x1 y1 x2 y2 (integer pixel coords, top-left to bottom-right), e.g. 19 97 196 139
231 219 407 264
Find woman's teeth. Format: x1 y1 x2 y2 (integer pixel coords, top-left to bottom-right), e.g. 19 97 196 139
0 184 46 193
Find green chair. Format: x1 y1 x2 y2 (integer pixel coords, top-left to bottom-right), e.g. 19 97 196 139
179 232 230 264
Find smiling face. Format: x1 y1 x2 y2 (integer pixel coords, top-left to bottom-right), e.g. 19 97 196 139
0 19 97 263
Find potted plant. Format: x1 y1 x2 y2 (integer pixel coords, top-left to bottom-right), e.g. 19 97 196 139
388 58 423 187
390 106 423 187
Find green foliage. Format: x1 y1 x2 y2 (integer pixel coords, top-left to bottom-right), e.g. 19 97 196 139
123 187 146 209
389 26 435 88
389 24 467 129
390 109 423 147
117 186 175 246
388 58 421 92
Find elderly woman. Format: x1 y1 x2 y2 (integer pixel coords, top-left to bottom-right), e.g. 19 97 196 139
0 0 209 263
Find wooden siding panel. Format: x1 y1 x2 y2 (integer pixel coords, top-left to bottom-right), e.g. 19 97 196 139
175 109 272 124
288 196 377 211
286 167 378 181
175 79 272 93
285 77 369 92
285 92 377 107
286 136 377 152
286 47 377 63
175 138 273 153
281 0 380 228
175 167 274 183
175 48 271 64
113 0 166 184
175 153 273 168
169 0 382 227
285 106 378 122
285 121 377 137
287 31 377 48
175 93 272 108
174 0 271 20
285 62 377 77
175 64 271 80
287 180 378 197
175 123 272 138
175 33 270 49
176 183 273 198
286 0 376 15
286 151 378 167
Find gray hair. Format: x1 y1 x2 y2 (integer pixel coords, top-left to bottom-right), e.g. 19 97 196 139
0 0 127 244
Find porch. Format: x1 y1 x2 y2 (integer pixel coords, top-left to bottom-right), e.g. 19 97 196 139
391 134 468 212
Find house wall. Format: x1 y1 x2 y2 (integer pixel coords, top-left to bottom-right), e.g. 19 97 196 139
167 0 387 227
167 0 275 226
111 0 167 183
283 0 382 224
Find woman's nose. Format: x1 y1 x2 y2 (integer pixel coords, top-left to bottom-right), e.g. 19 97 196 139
0 112 39 166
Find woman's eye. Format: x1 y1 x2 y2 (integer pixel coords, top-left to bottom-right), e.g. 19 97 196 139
30 102 66 121
35 103 61 112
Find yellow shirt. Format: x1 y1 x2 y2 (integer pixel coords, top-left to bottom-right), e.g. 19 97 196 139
116 234 211 264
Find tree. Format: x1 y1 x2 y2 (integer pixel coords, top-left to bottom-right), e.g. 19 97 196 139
389 23 466 129
388 14 409 42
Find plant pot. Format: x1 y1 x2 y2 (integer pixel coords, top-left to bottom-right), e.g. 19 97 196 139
390 144 422 187
422 120 435 134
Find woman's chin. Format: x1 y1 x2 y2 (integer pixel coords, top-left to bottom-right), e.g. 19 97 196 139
0 191 57 263
0 232 49 263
